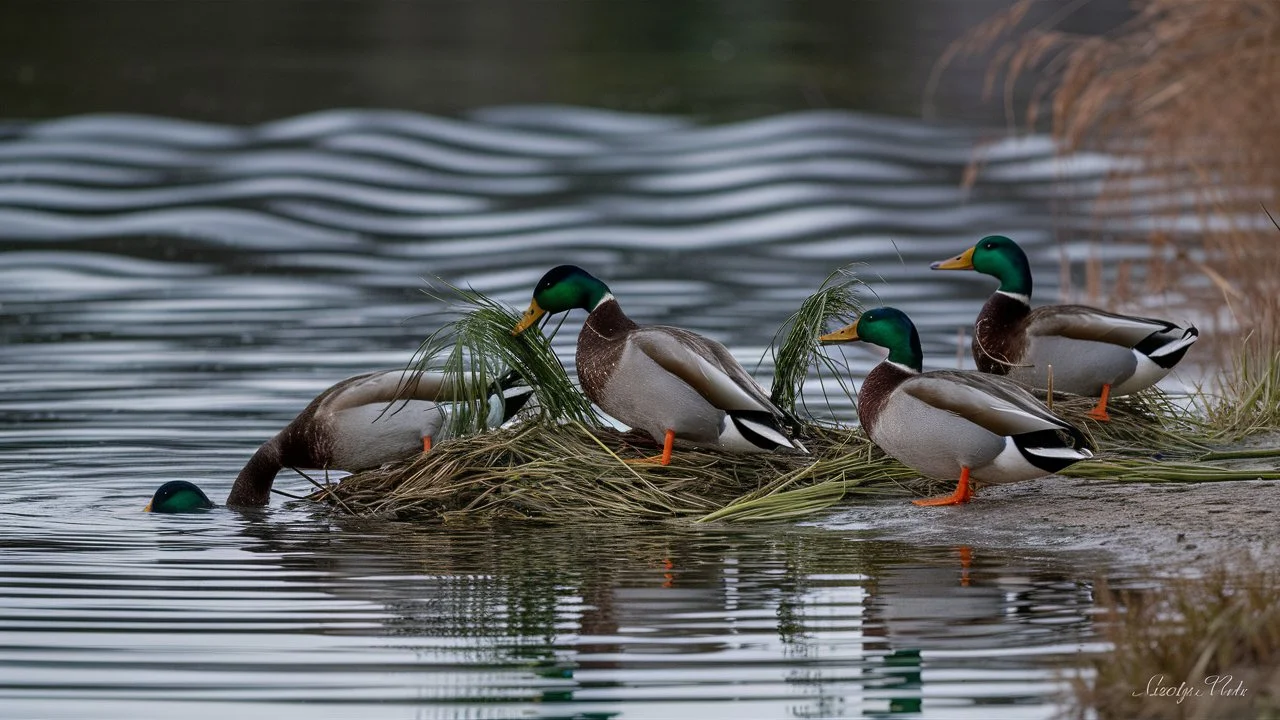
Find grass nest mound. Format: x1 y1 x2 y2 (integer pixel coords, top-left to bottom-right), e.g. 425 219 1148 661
306 270 1280 523
314 422 926 523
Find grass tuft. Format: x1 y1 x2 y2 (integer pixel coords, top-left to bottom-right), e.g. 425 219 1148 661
1199 334 1280 444
768 265 865 417
408 280 599 437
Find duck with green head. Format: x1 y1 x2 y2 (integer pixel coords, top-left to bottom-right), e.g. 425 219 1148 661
932 235 1198 421
820 307 1092 506
512 265 805 465
146 480 215 513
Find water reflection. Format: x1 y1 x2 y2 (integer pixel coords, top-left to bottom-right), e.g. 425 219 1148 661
1 504 1098 718
0 103 1119 718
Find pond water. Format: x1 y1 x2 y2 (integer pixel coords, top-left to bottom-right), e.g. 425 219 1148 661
0 2 1159 718
0 104 1132 720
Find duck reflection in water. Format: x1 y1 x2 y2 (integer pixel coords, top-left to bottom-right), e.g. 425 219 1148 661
216 517 1093 717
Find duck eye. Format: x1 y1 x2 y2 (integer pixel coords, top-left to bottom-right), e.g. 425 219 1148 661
983 242 995 249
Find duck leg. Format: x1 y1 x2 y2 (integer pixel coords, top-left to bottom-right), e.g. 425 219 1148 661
423 436 432 452
912 466 972 507
625 429 675 466
1086 384 1112 422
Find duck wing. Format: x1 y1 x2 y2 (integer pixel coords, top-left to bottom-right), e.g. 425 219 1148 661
1026 305 1180 348
325 370 451 412
629 326 778 414
902 370 1073 437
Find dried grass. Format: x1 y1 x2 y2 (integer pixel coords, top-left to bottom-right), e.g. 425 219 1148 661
949 0 1280 353
314 380 1253 522
1072 556 1280 720
309 274 1279 523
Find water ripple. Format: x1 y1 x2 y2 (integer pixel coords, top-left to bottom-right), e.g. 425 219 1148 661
0 106 1117 719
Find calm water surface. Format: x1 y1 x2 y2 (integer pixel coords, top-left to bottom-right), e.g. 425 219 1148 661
0 104 1139 718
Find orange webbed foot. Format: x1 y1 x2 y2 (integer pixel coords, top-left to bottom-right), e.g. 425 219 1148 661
623 429 675 466
912 467 972 507
1087 384 1113 422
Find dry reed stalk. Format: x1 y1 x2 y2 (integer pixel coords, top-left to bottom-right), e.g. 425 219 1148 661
950 0 1280 359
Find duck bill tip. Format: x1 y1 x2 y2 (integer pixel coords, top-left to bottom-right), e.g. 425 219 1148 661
931 246 975 271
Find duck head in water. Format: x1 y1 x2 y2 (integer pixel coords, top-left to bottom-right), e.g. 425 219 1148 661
146 480 215 513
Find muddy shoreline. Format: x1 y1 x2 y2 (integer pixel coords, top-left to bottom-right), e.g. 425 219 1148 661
822 473 1280 568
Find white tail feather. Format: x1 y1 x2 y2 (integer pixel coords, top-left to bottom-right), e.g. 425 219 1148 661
1023 446 1093 460
1147 330 1198 358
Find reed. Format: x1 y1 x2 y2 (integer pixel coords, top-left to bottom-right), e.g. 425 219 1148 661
949 0 1280 351
768 265 864 418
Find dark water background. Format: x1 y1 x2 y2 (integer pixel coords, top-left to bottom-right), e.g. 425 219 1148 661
0 1 1154 718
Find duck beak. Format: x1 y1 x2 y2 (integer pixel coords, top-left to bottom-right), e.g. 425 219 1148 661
819 322 861 344
931 245 975 270
144 500 153 512
512 299 546 336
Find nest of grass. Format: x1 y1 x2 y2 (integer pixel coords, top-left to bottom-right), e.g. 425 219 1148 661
302 269 1280 522
313 384 1276 522
313 423 929 523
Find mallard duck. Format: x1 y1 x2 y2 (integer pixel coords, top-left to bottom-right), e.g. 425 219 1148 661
511 265 804 465
146 480 215 513
932 235 1199 421
820 307 1092 506
226 369 533 507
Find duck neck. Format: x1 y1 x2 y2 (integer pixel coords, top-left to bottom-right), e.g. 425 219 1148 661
992 254 1033 298
226 437 283 507
576 296 638 404
884 327 924 373
974 292 1030 375
583 295 638 340
859 360 916 438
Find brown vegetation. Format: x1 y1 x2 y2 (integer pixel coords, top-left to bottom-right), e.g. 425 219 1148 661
951 0 1280 353
1076 557 1280 720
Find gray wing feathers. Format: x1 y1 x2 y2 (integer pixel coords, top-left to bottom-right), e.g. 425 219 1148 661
902 371 1068 436
327 370 453 412
630 327 777 413
1027 305 1175 347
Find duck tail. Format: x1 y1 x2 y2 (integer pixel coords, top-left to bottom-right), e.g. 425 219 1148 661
728 410 808 453
1138 325 1199 369
485 370 536 424
1012 427 1093 473
226 437 283 507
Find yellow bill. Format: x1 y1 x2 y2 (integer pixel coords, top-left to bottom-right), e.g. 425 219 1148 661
930 245 975 271
143 501 153 512
512 299 546 335
819 322 861 343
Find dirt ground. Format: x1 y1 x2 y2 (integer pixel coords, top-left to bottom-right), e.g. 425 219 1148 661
822 474 1280 567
